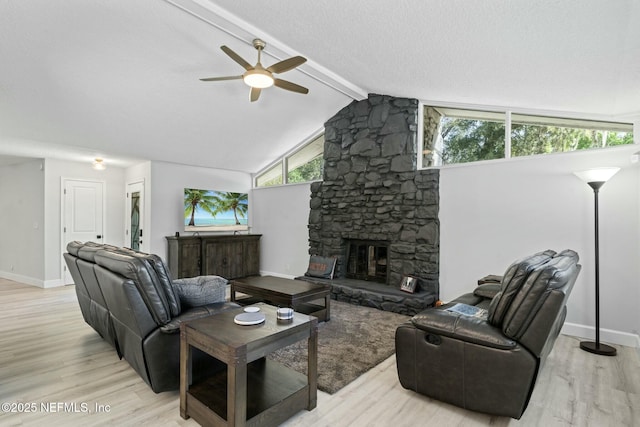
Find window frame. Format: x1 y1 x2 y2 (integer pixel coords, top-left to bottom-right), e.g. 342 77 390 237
254 129 325 188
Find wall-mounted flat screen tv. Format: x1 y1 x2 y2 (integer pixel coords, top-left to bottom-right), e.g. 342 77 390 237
184 188 248 232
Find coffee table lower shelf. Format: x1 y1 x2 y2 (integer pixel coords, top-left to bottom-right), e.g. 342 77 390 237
186 359 309 427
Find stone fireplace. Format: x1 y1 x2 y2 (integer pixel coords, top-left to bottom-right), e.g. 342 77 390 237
305 94 439 314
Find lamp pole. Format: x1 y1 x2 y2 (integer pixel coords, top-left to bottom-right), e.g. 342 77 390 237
574 167 619 356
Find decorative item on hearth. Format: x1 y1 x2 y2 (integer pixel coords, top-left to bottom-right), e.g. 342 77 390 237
399 275 418 293
304 255 337 279
573 166 620 356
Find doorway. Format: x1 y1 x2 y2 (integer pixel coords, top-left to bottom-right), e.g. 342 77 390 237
62 179 105 284
126 181 145 252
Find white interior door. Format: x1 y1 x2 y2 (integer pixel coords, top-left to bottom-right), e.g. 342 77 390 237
125 181 145 252
62 179 105 284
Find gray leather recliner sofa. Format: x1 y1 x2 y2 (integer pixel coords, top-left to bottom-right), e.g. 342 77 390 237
395 249 581 419
64 241 240 392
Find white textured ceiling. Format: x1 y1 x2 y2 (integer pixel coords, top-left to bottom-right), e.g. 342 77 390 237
1 0 639 172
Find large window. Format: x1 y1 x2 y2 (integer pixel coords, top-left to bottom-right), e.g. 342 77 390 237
423 106 634 167
255 133 324 187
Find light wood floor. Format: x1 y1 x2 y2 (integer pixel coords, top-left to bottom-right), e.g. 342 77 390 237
1 279 638 426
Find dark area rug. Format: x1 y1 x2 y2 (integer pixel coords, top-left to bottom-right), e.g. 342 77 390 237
267 300 411 394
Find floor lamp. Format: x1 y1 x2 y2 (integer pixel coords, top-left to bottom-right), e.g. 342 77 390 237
573 167 620 356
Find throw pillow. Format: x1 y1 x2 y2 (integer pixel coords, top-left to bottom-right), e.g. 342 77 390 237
305 255 337 279
173 275 227 308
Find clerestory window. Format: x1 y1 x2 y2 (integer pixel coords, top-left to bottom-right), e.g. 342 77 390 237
255 132 324 187
422 106 634 167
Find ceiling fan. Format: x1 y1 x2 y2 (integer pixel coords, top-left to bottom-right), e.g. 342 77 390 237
200 38 309 102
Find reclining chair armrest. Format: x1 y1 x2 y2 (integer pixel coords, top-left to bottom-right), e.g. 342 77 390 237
173 275 228 307
473 283 502 299
160 301 240 334
411 307 517 350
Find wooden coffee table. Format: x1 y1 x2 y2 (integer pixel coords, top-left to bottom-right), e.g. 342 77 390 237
180 303 318 427
231 275 331 322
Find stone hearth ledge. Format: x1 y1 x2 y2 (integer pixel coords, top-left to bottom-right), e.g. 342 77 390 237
295 276 436 316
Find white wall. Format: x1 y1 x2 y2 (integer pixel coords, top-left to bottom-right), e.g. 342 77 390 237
439 145 640 346
148 162 251 259
0 158 125 287
252 183 312 278
44 158 125 287
0 159 45 285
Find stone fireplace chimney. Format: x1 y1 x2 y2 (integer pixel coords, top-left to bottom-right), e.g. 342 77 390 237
308 94 439 292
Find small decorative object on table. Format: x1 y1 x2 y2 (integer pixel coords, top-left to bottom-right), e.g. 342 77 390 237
399 275 418 293
234 312 266 325
276 307 294 322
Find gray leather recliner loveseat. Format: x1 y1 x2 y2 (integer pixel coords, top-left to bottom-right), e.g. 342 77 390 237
395 249 581 419
64 241 240 392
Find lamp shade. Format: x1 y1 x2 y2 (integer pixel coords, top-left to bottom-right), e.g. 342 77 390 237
573 167 620 184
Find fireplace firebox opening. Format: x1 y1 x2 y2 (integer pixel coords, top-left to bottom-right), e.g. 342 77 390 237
345 240 389 283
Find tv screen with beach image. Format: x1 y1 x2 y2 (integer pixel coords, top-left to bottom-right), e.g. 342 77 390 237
184 188 248 232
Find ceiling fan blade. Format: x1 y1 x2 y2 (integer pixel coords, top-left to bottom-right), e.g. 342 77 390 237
250 87 262 102
221 45 254 71
267 56 307 74
274 78 309 94
199 75 243 82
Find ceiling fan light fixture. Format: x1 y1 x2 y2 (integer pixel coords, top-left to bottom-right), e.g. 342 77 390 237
201 39 307 100
243 69 274 88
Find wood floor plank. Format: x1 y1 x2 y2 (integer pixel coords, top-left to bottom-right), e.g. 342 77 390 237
1 278 638 426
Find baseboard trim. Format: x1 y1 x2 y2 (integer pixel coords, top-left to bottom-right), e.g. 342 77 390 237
0 271 44 288
43 278 65 288
258 270 297 280
562 322 639 348
0 272 66 288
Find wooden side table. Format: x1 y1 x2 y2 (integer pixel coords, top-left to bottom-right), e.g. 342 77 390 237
180 303 317 427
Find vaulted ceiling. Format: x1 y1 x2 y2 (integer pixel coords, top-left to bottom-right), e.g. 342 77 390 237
1 0 639 172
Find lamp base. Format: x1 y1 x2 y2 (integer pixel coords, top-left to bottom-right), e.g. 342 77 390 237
580 341 617 356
